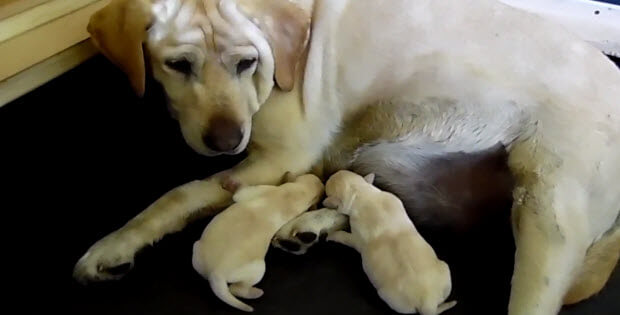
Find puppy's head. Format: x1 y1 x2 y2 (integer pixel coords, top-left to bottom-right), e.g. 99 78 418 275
292 173 325 203
87 0 310 155
324 170 375 209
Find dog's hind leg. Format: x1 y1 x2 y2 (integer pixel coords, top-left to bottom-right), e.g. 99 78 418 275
508 180 590 315
507 142 599 315
563 220 620 305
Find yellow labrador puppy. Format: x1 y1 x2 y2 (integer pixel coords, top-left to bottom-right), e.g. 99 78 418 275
75 0 620 314
324 170 456 315
192 173 323 312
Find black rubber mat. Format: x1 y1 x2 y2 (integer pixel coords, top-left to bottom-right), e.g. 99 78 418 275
2 55 619 315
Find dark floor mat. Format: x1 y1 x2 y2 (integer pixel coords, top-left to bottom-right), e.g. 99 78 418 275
2 55 619 315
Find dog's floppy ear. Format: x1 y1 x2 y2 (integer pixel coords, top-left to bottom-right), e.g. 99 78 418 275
87 0 153 96
268 2 310 91
240 0 311 91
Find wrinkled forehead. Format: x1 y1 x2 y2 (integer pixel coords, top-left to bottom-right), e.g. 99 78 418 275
147 0 253 53
148 0 210 48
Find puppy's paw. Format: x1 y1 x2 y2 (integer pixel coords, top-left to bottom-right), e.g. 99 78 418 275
272 208 348 255
73 232 138 284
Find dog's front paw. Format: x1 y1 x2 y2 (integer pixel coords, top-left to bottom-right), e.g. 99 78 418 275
73 232 138 284
272 208 348 255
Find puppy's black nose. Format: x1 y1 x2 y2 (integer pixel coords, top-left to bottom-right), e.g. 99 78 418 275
203 117 243 152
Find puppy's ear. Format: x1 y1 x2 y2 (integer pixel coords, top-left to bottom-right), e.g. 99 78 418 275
87 0 153 96
240 0 311 91
363 173 375 185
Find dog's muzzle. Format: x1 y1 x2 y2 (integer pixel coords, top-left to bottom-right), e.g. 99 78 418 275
202 117 244 153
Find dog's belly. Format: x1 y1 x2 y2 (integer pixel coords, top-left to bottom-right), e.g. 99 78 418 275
349 142 515 232
320 100 518 232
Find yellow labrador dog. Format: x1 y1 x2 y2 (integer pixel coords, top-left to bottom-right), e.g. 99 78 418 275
192 173 323 312
324 170 456 315
74 0 620 314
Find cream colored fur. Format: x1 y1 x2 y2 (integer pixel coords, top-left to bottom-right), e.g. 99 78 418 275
324 170 456 315
192 174 323 312
74 1 620 314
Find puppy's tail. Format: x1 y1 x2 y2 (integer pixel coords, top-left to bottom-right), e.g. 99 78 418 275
209 275 253 312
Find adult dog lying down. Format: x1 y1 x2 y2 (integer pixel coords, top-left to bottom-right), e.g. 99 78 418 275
74 0 620 314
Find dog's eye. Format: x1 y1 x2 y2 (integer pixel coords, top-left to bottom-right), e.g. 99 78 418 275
165 58 193 75
236 58 257 75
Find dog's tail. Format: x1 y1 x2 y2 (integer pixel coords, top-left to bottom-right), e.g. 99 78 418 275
209 275 253 312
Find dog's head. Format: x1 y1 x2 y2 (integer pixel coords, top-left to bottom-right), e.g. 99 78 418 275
87 0 310 155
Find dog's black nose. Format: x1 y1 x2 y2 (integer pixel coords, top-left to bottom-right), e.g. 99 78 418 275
203 117 243 152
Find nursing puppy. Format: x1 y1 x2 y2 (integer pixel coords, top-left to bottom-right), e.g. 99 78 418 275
192 173 323 312
324 170 456 315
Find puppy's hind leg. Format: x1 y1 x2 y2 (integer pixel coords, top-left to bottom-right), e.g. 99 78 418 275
209 274 254 312
229 260 266 299
229 284 264 299
436 300 458 314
